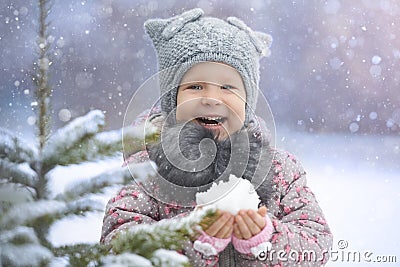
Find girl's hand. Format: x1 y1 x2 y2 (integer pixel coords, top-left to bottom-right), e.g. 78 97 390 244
233 206 267 240
202 210 234 239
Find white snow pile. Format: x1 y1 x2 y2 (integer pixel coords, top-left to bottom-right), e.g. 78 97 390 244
196 174 260 215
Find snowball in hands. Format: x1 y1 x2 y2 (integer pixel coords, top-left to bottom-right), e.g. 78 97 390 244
195 175 260 215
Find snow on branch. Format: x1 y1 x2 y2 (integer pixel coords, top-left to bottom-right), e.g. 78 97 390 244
0 182 34 204
43 120 159 172
93 128 122 147
52 243 110 267
65 197 105 215
91 122 158 156
42 110 105 171
80 129 126 160
88 122 160 164
1 200 67 228
0 226 53 267
0 127 36 164
100 253 153 267
59 165 130 201
151 249 190 267
100 249 189 267
0 159 37 188
1 243 53 267
1 226 40 245
110 206 217 259
122 122 159 157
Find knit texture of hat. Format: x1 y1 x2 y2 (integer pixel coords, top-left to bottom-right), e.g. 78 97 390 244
144 8 272 119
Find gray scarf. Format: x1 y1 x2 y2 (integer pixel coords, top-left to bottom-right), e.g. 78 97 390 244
148 122 275 204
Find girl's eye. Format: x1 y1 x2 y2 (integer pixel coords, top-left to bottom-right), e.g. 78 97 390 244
187 84 202 90
221 84 236 90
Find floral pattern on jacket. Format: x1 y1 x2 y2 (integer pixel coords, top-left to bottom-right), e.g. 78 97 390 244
101 148 333 266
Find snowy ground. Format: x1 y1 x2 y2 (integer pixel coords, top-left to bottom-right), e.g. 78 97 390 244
277 127 400 266
48 128 400 266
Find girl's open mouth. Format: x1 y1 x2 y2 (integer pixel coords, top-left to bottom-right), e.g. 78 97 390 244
195 116 226 128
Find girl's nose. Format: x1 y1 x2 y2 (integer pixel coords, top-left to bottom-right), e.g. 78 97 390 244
200 85 223 106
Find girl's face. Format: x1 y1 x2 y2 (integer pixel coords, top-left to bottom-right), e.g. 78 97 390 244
176 62 246 140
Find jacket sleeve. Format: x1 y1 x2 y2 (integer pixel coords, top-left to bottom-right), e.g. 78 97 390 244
236 151 333 266
100 183 221 266
100 183 160 244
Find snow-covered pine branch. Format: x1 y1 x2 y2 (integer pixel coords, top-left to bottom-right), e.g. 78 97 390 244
0 200 67 229
41 110 159 173
52 243 110 267
110 207 217 259
100 249 190 267
151 249 190 267
0 127 36 164
100 253 153 267
0 182 34 204
42 110 105 172
122 122 160 157
0 159 37 189
100 207 218 267
1 197 109 229
0 226 53 267
83 121 160 164
58 165 131 201
65 197 105 214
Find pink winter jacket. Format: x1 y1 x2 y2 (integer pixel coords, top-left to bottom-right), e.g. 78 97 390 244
101 150 332 266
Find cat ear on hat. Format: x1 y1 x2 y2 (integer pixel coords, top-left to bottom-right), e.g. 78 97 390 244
253 31 273 57
162 8 203 40
144 8 204 42
144 17 168 43
226 16 273 57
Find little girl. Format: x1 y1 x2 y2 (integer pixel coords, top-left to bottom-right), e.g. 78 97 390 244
101 8 332 266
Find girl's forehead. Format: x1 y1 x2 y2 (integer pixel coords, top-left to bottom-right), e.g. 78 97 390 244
181 62 243 84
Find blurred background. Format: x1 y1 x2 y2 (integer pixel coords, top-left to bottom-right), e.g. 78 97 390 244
1 1 399 266
1 0 399 138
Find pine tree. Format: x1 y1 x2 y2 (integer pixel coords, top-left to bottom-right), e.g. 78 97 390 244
0 85 136 265
0 1 214 266
0 0 151 265
97 207 217 267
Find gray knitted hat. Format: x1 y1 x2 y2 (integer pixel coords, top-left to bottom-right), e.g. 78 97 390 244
144 8 272 119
